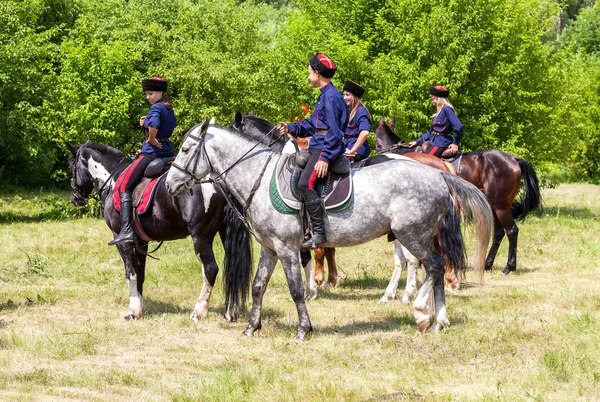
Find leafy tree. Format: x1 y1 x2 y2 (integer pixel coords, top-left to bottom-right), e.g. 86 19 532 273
0 0 78 185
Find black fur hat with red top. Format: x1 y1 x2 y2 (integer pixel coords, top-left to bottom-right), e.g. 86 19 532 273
309 53 337 78
429 85 449 98
142 77 168 92
343 81 365 98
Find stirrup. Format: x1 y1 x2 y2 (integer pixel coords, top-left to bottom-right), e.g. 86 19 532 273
108 234 134 246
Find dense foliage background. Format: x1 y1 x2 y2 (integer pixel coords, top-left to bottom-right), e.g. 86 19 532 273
1 0 598 186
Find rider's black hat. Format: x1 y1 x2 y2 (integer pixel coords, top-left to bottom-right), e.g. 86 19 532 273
343 81 365 98
142 77 168 92
309 53 337 78
429 86 449 98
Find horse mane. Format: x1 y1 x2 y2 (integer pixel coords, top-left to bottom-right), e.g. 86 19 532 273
211 124 276 153
83 140 129 167
244 115 276 131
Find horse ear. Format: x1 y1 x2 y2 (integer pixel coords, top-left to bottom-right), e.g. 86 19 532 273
200 118 211 136
209 116 216 124
234 111 243 127
389 117 396 129
378 117 385 126
66 142 76 156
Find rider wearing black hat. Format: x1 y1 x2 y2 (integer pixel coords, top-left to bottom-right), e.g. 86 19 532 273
408 85 463 158
277 53 348 248
109 77 176 245
342 81 371 163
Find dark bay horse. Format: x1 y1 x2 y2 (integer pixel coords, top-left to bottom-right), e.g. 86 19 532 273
375 117 541 275
166 121 492 339
68 140 252 321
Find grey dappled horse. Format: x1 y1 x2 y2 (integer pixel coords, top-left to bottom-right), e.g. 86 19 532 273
230 113 484 304
68 141 252 321
166 120 493 340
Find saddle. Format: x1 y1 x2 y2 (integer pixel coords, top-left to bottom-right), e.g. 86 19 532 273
113 156 174 241
418 141 463 171
270 152 353 214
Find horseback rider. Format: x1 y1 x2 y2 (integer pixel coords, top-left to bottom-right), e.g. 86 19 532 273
408 86 463 158
276 53 348 249
342 81 371 163
108 77 176 245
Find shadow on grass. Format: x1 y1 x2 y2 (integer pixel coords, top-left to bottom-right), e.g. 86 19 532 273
333 276 392 290
532 206 598 219
484 265 539 276
0 211 70 224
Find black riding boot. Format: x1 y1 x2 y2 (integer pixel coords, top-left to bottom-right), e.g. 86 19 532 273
301 189 327 249
108 192 134 245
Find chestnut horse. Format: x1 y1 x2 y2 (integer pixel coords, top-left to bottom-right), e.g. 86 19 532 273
375 117 541 275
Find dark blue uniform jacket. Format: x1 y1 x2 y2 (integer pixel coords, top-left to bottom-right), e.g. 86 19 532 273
415 106 463 148
344 105 371 159
141 101 176 157
287 83 348 163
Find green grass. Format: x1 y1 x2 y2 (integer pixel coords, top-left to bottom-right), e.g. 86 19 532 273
1 184 599 401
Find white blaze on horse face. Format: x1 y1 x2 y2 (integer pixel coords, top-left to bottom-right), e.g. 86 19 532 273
200 182 216 214
87 155 114 188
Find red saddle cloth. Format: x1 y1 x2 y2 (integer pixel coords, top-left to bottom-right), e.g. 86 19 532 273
113 163 165 215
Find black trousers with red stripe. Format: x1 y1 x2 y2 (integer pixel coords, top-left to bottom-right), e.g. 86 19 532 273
118 154 157 194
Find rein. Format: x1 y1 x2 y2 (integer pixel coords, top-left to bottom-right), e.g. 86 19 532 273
171 125 280 233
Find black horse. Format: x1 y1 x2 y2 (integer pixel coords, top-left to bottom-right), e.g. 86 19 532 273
67 136 252 321
375 117 541 275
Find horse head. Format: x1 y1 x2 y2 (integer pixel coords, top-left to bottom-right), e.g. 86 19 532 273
67 140 128 206
375 117 412 155
67 141 96 206
166 118 212 196
230 111 287 152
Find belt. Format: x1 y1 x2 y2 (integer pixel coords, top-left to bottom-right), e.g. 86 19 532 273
315 129 328 136
157 138 171 143
344 134 358 139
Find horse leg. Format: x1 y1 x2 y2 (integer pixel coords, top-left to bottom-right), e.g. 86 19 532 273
243 247 279 337
430 268 450 332
412 252 446 333
279 247 313 341
302 254 318 300
380 241 406 302
313 247 326 287
485 213 506 270
190 238 219 322
324 248 340 288
444 262 460 291
401 244 420 303
118 242 146 320
498 210 519 275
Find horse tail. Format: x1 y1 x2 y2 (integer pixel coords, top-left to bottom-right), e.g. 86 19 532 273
222 196 253 318
512 158 542 220
441 172 493 284
437 197 467 279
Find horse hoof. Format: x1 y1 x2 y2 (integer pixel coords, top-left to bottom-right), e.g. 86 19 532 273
416 317 430 333
124 313 134 321
242 328 255 337
190 311 199 322
501 267 515 276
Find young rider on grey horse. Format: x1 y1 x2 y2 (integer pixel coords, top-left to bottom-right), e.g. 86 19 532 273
277 53 348 249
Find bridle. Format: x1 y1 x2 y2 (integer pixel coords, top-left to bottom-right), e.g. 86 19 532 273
71 147 128 206
170 124 281 230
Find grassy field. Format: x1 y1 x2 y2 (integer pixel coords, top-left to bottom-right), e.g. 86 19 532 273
0 183 599 401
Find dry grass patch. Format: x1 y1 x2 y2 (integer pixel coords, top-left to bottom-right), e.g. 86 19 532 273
1 183 599 401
